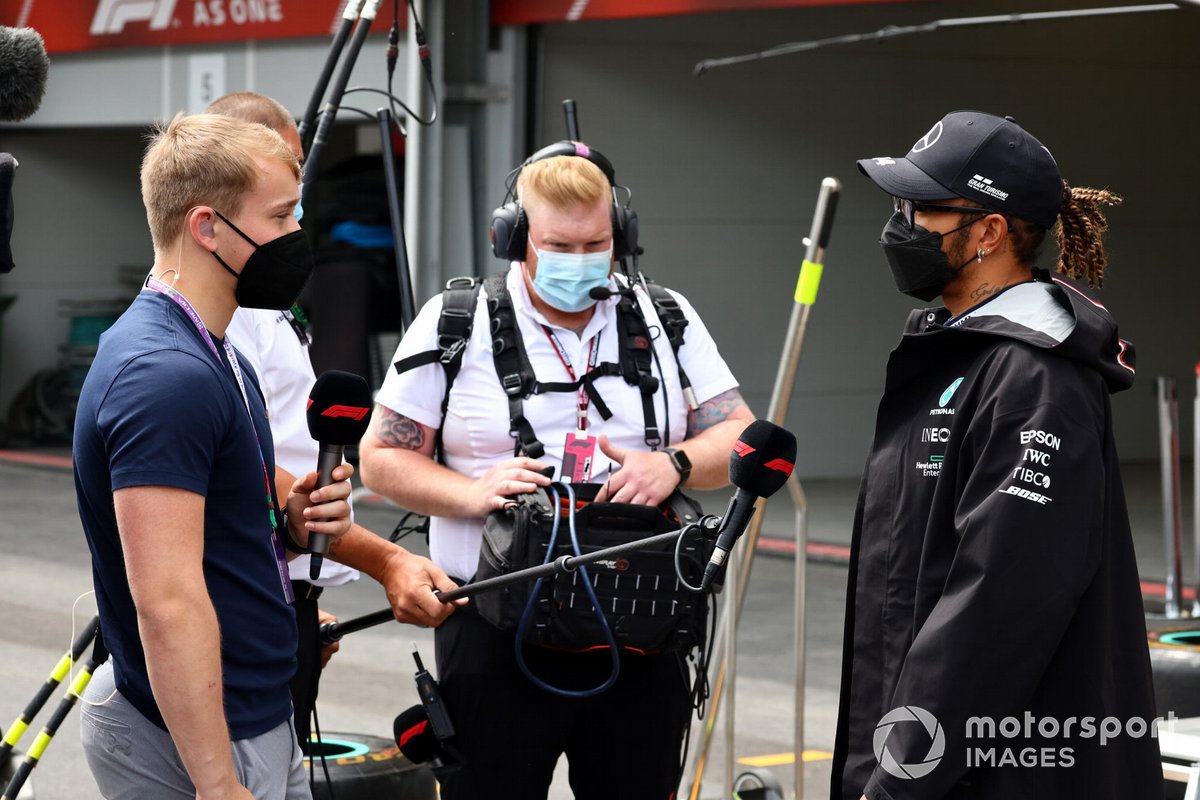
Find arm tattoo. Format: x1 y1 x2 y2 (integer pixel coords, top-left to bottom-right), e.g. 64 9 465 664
687 388 749 438
374 406 426 450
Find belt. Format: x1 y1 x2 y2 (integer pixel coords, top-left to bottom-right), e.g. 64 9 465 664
290 579 324 601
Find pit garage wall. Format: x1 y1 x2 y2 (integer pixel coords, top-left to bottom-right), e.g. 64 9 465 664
534 0 1200 477
0 23 510 429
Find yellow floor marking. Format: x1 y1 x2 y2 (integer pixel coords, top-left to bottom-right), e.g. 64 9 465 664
737 750 833 767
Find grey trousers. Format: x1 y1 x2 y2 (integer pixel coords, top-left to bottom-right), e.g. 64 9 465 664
80 662 311 800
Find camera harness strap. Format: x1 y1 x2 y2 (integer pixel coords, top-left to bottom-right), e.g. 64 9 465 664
392 271 693 460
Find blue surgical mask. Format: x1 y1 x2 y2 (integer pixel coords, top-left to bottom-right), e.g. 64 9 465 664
529 244 612 313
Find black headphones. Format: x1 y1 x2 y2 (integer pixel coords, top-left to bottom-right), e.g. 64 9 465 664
489 140 639 262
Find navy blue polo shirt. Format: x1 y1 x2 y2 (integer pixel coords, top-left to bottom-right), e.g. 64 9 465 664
73 290 297 739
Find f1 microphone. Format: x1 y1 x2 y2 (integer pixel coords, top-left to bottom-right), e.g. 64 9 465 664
701 420 797 590
305 370 373 580
394 705 441 763
0 27 48 122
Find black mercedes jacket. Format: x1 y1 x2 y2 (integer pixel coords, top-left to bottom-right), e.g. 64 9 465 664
832 272 1162 800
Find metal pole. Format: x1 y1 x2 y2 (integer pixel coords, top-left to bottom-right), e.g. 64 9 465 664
376 108 417 331
403 0 441 302
789 473 808 800
723 542 738 799
685 177 840 799
1193 363 1200 618
1158 376 1184 618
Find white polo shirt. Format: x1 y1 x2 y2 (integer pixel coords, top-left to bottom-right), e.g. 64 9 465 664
375 264 738 580
227 307 360 588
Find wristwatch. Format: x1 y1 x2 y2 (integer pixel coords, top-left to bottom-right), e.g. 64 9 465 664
664 447 692 486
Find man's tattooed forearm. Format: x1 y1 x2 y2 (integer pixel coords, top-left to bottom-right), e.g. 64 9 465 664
687 388 750 438
374 406 426 450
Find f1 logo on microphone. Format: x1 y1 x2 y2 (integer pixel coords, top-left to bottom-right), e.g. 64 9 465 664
320 405 369 421
91 0 178 36
732 441 757 458
764 458 794 477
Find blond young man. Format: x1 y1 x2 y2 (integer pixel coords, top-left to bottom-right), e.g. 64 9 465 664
359 149 753 799
74 114 353 800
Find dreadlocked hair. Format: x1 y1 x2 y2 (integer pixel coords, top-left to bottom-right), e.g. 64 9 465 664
1054 182 1122 289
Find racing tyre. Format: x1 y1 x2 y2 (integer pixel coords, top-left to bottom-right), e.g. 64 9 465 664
305 731 436 800
732 767 784 800
1146 617 1200 720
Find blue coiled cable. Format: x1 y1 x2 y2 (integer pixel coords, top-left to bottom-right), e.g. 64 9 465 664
514 482 621 698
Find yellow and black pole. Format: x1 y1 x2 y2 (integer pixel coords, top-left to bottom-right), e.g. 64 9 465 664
1 626 108 800
685 177 840 800
0 615 99 764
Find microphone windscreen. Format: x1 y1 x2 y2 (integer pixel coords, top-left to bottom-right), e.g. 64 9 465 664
306 370 373 445
394 705 440 764
0 27 48 122
729 420 796 499
588 286 611 300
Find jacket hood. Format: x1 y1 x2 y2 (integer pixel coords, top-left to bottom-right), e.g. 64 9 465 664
904 269 1136 393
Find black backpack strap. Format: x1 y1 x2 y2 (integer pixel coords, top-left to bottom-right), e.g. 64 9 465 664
643 279 698 411
534 361 621 421
392 276 482 461
484 272 546 459
392 276 480 380
614 292 663 450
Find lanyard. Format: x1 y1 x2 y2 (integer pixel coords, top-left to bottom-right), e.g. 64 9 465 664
284 303 311 346
542 326 601 434
144 279 294 604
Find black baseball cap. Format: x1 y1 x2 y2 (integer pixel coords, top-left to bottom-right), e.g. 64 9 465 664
857 110 1064 229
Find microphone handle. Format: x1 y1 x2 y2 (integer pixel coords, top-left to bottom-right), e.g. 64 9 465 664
308 443 344 580
701 490 757 590
315 442 344 492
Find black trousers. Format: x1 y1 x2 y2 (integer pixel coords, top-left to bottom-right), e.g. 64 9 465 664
290 580 324 753
433 606 693 800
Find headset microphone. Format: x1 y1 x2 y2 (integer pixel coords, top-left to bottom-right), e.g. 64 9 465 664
587 285 635 301
701 420 797 591
304 370 373 580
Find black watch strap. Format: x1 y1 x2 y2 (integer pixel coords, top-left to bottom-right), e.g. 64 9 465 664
665 447 692 485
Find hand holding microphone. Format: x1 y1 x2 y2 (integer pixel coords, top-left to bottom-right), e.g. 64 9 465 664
701 420 797 591
304 370 374 581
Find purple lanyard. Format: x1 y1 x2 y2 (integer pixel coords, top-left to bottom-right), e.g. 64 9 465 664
145 279 294 604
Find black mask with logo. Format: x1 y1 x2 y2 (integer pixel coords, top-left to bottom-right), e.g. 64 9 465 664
880 212 979 303
211 210 315 310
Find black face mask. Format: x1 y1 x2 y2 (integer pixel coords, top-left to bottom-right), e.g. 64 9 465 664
879 212 978 302
211 210 315 310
